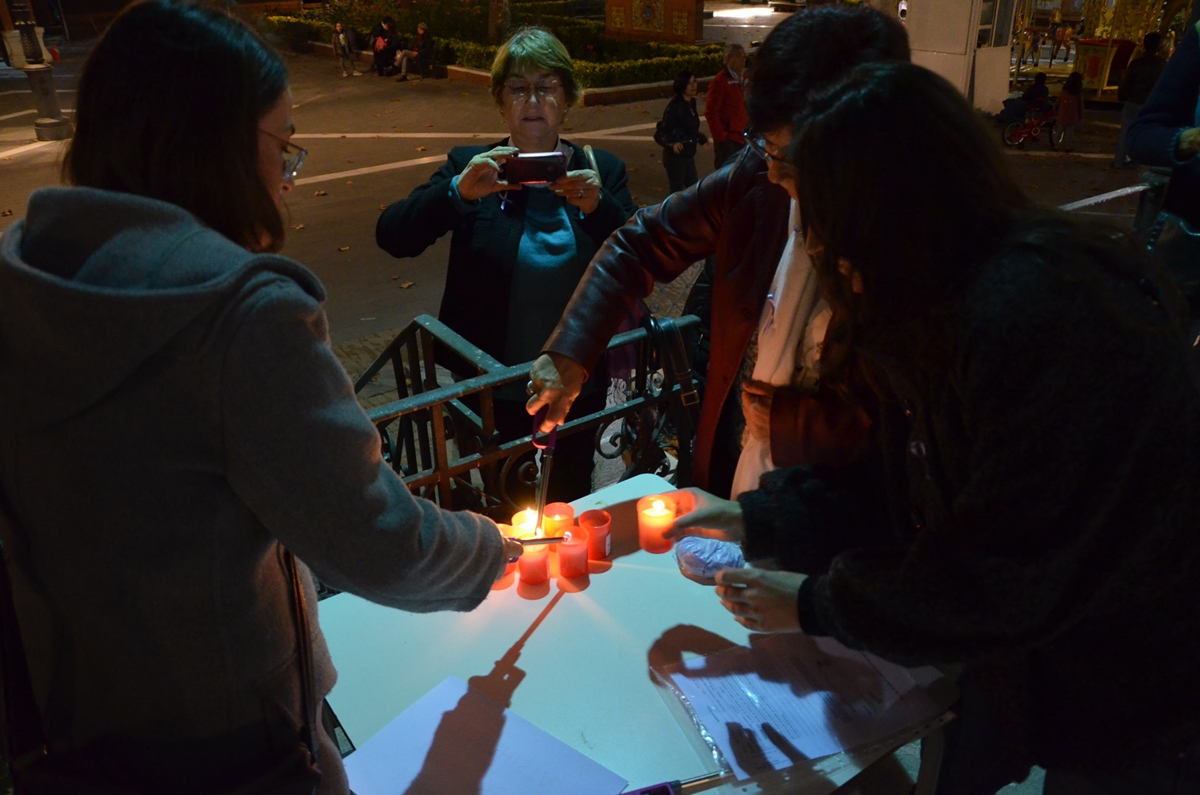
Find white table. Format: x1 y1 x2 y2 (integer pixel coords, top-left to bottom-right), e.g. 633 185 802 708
319 474 948 794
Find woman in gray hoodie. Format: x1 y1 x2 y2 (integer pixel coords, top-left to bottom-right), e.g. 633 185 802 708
0 2 520 792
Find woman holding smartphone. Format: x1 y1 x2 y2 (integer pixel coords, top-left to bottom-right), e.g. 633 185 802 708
377 27 636 504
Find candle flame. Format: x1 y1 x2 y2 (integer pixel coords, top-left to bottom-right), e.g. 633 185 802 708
652 499 665 511
564 531 573 542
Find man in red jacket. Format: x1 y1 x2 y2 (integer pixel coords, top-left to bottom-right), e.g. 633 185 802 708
705 43 749 170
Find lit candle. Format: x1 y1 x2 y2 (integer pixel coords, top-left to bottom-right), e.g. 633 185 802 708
511 509 538 535
511 509 551 584
637 495 676 554
578 509 612 560
558 528 589 578
541 503 575 537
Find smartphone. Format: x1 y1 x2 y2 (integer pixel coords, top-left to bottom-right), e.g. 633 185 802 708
502 151 567 185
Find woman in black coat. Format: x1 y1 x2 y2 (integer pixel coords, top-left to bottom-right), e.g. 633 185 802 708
376 28 635 504
658 70 708 193
668 62 1200 795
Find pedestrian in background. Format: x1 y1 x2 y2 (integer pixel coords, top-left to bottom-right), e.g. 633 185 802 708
705 43 749 170
1114 32 1166 168
1128 17 1200 318
1054 71 1084 151
370 15 401 76
332 21 361 78
396 21 434 82
658 70 708 193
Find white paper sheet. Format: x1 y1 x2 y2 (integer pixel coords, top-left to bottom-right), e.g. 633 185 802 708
663 635 943 780
344 675 629 795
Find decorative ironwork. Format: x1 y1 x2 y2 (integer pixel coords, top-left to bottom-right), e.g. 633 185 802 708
353 314 701 522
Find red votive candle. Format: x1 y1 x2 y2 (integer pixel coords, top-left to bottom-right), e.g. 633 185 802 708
637 495 676 554
558 528 590 578
542 503 575 537
518 544 550 584
578 509 612 560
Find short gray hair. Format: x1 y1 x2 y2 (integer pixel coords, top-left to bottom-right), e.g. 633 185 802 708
724 43 746 59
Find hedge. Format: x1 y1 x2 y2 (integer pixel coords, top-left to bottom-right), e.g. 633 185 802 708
262 15 726 89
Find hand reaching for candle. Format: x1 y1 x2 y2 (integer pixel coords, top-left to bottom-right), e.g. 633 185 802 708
526 352 586 432
666 487 745 544
498 535 523 579
715 567 806 633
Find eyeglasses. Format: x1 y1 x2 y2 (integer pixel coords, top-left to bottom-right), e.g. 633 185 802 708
745 129 790 168
503 79 563 102
260 127 307 181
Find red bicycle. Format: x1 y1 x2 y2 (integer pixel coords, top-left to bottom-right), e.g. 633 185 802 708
1002 99 1058 149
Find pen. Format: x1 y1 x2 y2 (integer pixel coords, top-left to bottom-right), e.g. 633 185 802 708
517 536 565 546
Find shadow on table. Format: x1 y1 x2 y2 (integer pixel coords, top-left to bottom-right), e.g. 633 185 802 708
649 631 933 791
398 591 565 795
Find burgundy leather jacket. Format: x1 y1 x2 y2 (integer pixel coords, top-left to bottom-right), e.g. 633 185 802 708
544 149 871 495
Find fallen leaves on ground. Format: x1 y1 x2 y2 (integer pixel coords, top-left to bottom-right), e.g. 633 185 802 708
391 275 400 280
314 190 328 196
291 223 305 230
628 167 638 173
338 246 351 251
379 204 388 210
0 209 13 217
398 280 415 289
425 123 434 128
416 146 427 151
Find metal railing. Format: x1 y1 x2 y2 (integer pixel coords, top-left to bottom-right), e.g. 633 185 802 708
353 313 701 521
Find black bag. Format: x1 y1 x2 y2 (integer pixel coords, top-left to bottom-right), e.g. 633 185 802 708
0 482 322 795
653 119 669 148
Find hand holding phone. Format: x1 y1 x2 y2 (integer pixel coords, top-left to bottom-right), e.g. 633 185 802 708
457 145 520 201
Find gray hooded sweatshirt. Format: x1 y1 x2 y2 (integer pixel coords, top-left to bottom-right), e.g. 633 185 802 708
0 187 503 791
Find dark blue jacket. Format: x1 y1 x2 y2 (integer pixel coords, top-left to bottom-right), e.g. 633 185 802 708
376 141 634 367
1128 24 1199 218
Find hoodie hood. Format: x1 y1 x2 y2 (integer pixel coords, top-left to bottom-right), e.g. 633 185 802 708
0 187 324 432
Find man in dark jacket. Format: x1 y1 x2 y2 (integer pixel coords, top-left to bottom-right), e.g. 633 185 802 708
527 6 909 498
396 21 435 82
1113 32 1167 168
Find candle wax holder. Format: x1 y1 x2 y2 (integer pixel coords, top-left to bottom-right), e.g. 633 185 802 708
637 494 676 554
558 528 589 578
541 503 575 537
518 545 550 585
578 509 612 560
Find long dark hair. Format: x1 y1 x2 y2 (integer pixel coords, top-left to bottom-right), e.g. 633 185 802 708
793 61 1182 389
794 62 1023 390
64 0 289 251
672 70 694 99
